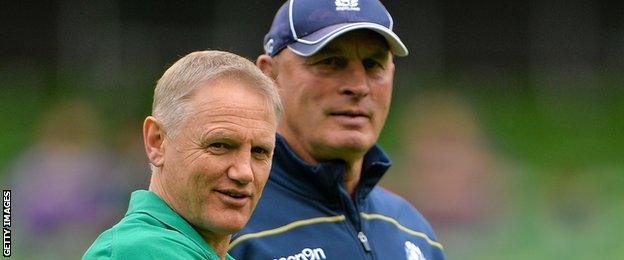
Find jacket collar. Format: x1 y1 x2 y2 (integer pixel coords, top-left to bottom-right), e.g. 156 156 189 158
270 134 392 203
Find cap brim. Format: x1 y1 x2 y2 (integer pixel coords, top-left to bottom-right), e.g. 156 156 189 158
287 22 409 57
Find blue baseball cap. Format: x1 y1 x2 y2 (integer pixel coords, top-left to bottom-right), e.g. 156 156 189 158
263 0 409 57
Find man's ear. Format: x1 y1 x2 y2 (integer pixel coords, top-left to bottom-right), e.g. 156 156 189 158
143 116 165 168
256 54 278 80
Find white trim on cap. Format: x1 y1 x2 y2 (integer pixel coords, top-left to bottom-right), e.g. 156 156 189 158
287 22 408 57
295 22 391 45
286 45 308 56
289 0 298 40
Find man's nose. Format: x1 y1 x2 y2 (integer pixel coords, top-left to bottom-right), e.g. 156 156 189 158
338 63 369 98
227 154 254 184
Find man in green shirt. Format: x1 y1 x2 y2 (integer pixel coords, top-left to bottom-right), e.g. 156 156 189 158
84 50 283 260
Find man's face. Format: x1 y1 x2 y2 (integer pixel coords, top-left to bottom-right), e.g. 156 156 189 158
272 30 394 163
159 78 276 237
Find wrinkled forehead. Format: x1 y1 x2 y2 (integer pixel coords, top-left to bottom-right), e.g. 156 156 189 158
188 79 275 116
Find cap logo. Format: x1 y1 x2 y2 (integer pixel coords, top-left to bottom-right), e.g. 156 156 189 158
264 38 274 54
335 0 360 11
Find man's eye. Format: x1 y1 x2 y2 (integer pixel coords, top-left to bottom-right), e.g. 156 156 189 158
317 57 346 68
206 143 229 154
251 146 267 154
251 146 271 159
363 58 384 70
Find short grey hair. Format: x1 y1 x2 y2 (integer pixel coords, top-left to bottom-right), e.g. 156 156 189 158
152 50 282 138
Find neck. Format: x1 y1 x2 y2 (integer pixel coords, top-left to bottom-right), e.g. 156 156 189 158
343 157 363 196
276 133 367 196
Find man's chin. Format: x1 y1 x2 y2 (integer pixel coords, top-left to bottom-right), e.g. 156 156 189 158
322 132 374 154
204 221 247 237
197 211 251 235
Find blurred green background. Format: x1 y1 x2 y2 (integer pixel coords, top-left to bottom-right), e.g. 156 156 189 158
1 1 623 259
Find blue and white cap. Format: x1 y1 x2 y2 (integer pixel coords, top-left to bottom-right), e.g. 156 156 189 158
263 0 409 57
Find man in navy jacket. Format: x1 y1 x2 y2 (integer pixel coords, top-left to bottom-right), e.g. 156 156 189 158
229 0 445 259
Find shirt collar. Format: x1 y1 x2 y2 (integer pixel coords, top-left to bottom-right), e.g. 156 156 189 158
270 134 392 202
126 190 234 260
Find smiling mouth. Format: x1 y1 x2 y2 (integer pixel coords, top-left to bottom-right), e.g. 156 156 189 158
216 189 251 199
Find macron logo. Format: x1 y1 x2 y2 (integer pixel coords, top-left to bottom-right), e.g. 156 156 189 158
335 0 360 11
274 247 327 260
264 38 274 54
405 241 426 260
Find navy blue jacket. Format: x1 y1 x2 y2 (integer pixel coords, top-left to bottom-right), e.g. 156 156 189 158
229 135 445 260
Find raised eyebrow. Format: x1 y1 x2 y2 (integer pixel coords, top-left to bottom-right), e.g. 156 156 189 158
367 51 391 61
313 48 389 61
254 139 276 151
254 142 274 151
200 130 241 144
201 137 239 148
312 46 342 57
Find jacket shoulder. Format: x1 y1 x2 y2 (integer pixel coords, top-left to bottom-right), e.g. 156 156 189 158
83 213 207 259
365 187 440 242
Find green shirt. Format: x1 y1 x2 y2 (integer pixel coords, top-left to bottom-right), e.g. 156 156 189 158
83 190 235 260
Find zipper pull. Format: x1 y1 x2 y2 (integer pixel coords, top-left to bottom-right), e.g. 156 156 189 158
357 231 371 252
